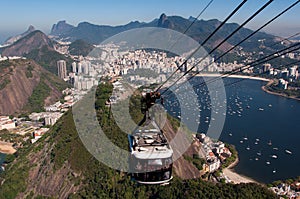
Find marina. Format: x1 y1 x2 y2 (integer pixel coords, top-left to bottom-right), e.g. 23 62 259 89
164 77 300 183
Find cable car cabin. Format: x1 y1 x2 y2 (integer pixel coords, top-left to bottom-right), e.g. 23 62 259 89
128 126 173 185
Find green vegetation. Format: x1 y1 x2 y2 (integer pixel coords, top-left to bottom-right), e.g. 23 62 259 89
69 39 94 56
269 176 300 187
221 144 238 169
184 154 205 171
0 78 10 90
23 70 69 113
0 129 27 144
266 82 300 99
25 64 34 78
0 82 276 198
25 77 51 112
26 46 73 75
0 60 11 73
167 113 180 132
0 60 12 90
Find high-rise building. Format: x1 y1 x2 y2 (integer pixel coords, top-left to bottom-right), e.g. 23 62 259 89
72 62 77 73
77 62 82 74
57 60 67 79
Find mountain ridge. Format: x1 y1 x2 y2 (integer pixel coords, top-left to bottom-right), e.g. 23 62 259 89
0 30 74 75
49 13 279 54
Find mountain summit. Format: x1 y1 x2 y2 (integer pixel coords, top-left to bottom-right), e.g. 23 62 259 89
2 25 36 47
157 13 174 29
50 20 75 36
1 30 54 57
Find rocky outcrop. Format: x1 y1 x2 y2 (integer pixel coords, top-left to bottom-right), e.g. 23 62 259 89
0 59 65 115
50 20 75 36
157 13 174 29
163 121 202 179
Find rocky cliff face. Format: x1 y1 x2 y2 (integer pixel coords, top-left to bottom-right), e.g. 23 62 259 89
0 59 66 115
50 20 75 36
157 13 174 29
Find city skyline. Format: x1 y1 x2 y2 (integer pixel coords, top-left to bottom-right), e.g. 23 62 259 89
0 0 300 43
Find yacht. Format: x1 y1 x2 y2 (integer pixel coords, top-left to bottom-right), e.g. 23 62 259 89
271 155 278 159
285 150 292 155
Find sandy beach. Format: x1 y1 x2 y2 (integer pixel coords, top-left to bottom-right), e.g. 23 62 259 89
222 158 258 184
0 141 16 154
223 168 257 184
195 73 270 82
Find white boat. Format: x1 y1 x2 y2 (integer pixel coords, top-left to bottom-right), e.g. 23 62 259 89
240 140 244 144
257 152 262 156
271 155 278 159
246 146 250 150
273 169 276 173
273 147 278 150
285 150 292 155
229 133 232 137
268 140 272 146
266 161 270 165
258 108 264 111
255 157 259 161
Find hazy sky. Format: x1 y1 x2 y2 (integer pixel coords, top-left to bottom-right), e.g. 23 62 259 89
0 0 299 43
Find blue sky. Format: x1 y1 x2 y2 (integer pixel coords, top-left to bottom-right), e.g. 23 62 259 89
0 0 299 43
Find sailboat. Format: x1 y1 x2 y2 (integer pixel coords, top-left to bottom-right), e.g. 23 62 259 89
268 140 272 146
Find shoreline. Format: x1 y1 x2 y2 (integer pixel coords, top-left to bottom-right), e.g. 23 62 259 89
223 156 258 184
0 141 16 154
261 80 300 102
197 73 300 101
195 73 269 82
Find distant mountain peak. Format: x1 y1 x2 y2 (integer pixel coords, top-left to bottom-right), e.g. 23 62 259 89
27 25 35 32
188 16 197 22
157 13 174 29
2 25 36 47
50 20 74 36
